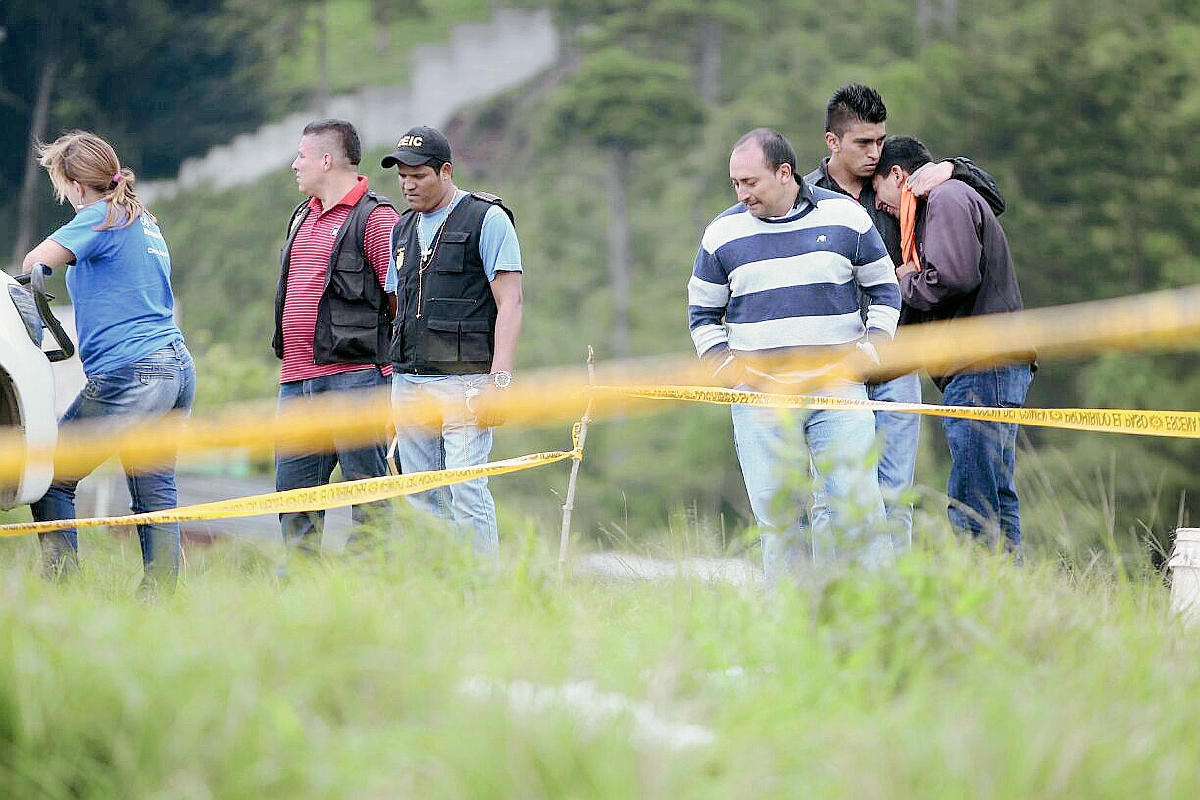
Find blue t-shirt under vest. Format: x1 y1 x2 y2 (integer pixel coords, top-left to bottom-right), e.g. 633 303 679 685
384 190 522 293
49 201 182 375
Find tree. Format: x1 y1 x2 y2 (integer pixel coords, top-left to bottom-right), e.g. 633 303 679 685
2 0 72 266
875 0 1200 551
548 47 704 358
895 0 1200 305
916 0 958 43
369 0 426 55
0 0 272 267
588 0 752 102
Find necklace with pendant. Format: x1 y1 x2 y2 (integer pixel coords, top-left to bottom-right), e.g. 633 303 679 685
414 218 446 320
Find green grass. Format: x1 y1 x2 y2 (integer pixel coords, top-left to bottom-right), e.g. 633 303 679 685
270 0 494 100
0 515 1194 798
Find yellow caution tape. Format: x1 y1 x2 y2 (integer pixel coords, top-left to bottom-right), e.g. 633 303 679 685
601 385 1200 439
0 447 581 537
875 284 1200 380
7 283 1200 484
0 381 599 484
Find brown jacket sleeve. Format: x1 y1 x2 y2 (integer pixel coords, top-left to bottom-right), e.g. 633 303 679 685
899 182 984 312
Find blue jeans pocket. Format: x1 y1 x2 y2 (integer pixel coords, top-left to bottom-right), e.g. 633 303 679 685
135 364 177 385
83 371 130 401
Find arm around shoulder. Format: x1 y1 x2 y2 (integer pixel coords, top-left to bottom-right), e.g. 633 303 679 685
909 158 1006 218
949 157 1005 217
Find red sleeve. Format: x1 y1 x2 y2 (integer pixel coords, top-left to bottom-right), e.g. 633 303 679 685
364 204 400 290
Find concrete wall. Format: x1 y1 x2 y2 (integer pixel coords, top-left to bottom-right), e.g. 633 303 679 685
141 7 557 203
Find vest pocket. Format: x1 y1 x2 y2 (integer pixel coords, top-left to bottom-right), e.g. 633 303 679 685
389 322 405 364
424 318 461 362
459 320 492 362
330 261 367 298
422 318 494 364
434 231 470 273
328 306 379 360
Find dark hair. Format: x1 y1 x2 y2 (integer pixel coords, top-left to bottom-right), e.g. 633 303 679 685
302 119 362 166
825 83 887 137
733 128 798 176
877 135 934 175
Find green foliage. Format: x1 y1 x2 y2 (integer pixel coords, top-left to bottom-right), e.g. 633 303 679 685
548 47 705 152
0 528 1195 797
0 0 274 185
153 169 303 403
188 336 281 409
890 0 1200 303
0 0 488 259
231 0 489 105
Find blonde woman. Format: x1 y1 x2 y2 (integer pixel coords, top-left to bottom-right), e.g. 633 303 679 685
22 131 195 593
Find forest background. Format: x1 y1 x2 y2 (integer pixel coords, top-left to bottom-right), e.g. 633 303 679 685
2 0 1199 561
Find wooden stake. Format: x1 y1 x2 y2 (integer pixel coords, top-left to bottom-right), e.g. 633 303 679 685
558 346 595 582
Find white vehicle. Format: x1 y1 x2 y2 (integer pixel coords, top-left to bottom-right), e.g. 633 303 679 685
0 265 74 509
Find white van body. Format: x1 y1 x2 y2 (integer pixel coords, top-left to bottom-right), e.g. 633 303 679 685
0 268 64 509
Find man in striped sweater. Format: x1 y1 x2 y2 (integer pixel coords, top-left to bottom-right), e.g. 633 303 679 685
688 128 900 577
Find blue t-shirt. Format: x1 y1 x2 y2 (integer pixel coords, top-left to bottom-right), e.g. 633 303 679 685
50 201 182 375
384 190 523 292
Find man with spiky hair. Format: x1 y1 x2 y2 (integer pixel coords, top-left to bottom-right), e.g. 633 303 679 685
689 127 900 577
273 119 399 562
805 83 1006 547
872 134 1034 554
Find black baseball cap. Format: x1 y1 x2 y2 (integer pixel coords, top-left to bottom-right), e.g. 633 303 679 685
380 125 452 168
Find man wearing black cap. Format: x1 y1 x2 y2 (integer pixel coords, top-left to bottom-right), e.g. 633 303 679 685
272 119 398 563
381 125 523 561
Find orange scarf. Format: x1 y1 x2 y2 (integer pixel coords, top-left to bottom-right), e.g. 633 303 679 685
899 184 922 272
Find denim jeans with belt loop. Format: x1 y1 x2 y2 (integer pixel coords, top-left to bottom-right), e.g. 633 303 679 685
33 339 196 588
939 363 1034 553
275 366 392 556
731 381 889 582
391 372 499 561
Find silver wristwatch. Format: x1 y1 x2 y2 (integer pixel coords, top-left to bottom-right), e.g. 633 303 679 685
490 370 512 389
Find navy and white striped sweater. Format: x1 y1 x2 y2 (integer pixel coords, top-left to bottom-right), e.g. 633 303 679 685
688 183 900 381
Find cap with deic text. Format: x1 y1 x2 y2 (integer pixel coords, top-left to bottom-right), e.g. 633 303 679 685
380 126 452 168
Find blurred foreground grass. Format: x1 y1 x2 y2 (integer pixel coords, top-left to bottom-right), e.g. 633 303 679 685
0 520 1195 799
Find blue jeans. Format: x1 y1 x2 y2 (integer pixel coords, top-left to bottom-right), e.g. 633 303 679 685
276 367 391 555
868 371 922 548
32 339 196 587
731 384 889 580
940 364 1034 551
391 373 498 561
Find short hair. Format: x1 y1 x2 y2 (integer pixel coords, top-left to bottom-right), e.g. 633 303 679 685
825 83 887 137
302 119 361 166
877 135 934 175
732 128 797 176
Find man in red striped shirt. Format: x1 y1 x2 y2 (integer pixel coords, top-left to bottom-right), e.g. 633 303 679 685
271 119 398 560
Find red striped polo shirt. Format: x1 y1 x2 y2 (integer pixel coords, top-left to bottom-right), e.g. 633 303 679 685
280 176 399 383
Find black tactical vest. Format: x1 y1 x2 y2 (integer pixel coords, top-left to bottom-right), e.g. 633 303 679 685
390 192 514 375
272 190 395 366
